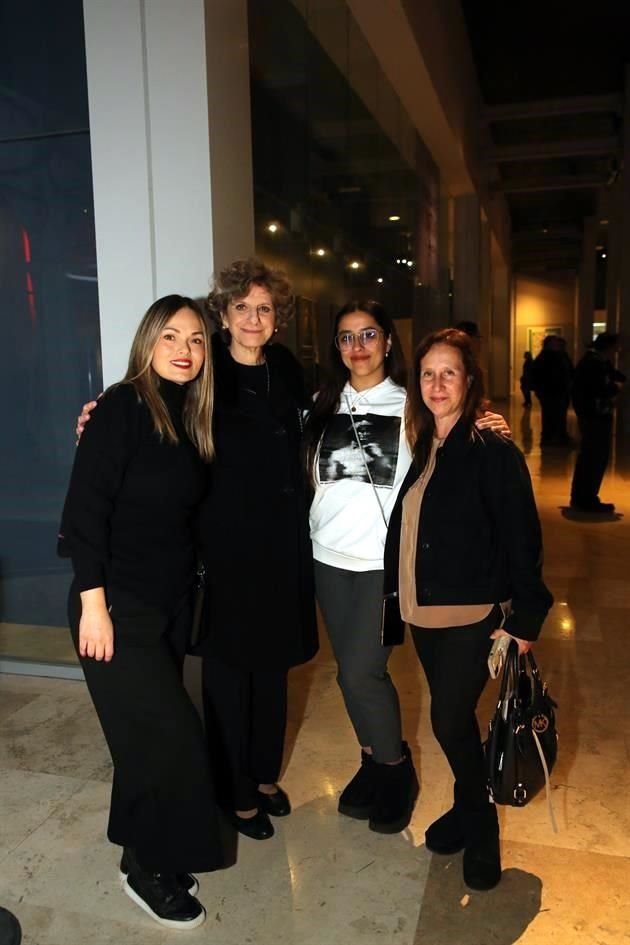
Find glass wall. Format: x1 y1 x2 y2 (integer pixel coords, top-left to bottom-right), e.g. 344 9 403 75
0 0 100 668
248 0 439 383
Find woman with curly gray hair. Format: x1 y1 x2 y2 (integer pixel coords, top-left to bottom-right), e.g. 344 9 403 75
196 258 318 840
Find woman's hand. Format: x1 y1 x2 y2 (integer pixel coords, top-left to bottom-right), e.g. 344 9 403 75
79 589 114 661
76 398 100 442
476 411 512 438
490 627 532 655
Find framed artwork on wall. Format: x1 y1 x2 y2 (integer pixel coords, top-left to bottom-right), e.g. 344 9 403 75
527 326 563 356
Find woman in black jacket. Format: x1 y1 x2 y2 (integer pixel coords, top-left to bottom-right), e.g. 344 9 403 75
60 296 221 930
384 328 552 891
196 259 318 840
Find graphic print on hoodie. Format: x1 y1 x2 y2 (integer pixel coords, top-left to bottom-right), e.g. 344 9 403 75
318 414 401 487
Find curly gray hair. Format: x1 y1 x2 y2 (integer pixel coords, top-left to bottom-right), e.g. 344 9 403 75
206 257 294 332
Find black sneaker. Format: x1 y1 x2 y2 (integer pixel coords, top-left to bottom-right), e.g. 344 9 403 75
119 848 199 895
124 869 206 930
338 750 378 820
570 499 615 514
368 742 419 834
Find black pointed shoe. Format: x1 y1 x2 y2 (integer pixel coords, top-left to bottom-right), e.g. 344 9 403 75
119 848 199 896
232 809 275 840
123 869 206 929
368 742 419 834
338 750 378 820
462 805 502 891
425 807 465 855
256 785 291 817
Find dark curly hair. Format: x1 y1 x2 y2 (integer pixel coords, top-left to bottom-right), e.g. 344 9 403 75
206 258 294 336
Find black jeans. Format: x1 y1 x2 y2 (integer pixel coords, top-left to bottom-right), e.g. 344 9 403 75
202 656 288 811
411 607 498 812
69 583 222 873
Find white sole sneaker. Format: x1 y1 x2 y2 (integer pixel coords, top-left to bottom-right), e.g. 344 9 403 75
122 878 206 930
118 868 199 897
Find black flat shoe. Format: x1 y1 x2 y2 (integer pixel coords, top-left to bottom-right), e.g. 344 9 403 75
257 785 291 817
232 809 275 840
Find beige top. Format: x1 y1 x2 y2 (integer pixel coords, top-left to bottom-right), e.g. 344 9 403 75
399 438 494 629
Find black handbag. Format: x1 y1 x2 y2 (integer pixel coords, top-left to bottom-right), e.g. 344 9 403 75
485 642 558 816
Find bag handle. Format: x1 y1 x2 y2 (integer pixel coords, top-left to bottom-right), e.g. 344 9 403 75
345 396 388 529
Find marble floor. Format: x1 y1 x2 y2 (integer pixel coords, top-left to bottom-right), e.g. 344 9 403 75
1 401 629 945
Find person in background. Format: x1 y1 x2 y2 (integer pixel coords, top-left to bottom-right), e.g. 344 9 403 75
531 335 573 445
570 331 625 513
60 296 221 930
305 304 511 836
384 328 552 891
520 351 534 407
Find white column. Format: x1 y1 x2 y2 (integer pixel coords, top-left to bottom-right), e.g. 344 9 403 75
83 0 254 385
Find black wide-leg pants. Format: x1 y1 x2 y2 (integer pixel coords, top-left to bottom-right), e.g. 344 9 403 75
201 655 288 812
69 583 223 874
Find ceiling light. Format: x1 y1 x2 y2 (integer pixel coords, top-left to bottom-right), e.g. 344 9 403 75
401 258 407 264
407 260 413 267
315 248 327 257
349 261 360 269
377 277 384 284
396 258 401 264
267 223 279 233
388 215 401 222
601 252 607 258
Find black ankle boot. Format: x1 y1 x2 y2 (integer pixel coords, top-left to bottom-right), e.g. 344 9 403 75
462 804 502 891
338 750 378 820
425 806 465 854
368 742 419 834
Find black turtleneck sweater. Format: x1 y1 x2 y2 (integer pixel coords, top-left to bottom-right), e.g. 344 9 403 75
58 379 208 609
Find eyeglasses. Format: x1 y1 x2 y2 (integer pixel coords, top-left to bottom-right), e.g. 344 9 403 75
229 301 275 319
334 328 385 351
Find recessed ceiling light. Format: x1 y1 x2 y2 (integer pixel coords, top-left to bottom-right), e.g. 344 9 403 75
401 258 407 264
407 260 413 267
267 223 279 233
349 261 360 269
388 215 401 222
377 277 384 284
315 248 326 257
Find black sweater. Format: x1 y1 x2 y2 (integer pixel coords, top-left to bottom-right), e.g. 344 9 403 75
58 379 208 609
384 421 553 641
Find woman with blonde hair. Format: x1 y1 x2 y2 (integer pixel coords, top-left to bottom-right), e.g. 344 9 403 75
59 295 221 930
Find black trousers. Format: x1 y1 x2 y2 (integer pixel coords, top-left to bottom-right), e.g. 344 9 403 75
202 655 287 811
570 414 613 505
536 392 569 442
411 608 497 812
69 583 222 874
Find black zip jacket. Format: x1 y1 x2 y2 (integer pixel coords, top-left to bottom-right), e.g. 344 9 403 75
383 419 553 641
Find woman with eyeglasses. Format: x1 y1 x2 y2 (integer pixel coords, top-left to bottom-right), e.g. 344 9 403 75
305 301 509 835
196 258 318 840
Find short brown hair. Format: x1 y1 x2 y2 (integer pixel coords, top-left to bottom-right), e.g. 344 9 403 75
405 328 485 471
206 257 294 334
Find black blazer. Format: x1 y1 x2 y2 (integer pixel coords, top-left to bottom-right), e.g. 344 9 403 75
195 334 318 670
384 420 553 641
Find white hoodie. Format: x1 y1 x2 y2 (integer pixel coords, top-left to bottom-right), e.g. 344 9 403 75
310 377 412 571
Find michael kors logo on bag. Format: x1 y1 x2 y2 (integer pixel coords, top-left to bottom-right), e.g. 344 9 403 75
531 714 550 733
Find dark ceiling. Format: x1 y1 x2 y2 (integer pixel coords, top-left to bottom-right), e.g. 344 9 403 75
461 1 630 272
